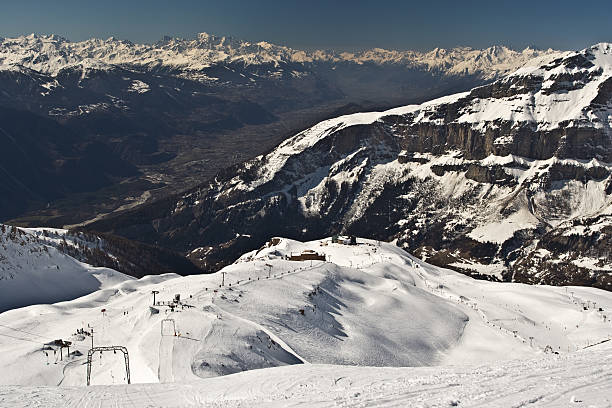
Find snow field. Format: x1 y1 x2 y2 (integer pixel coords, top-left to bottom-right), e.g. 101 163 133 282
1 236 612 407
0 225 131 312
1 341 611 407
2 237 612 389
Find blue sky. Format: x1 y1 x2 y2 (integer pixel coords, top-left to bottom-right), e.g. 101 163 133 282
1 0 611 51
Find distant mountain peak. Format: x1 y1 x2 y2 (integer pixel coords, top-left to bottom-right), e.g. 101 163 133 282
0 32 561 78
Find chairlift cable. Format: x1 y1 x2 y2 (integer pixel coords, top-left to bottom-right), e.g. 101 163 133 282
0 323 47 339
0 331 41 344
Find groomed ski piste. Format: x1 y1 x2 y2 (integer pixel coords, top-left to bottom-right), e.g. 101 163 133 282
1 233 612 407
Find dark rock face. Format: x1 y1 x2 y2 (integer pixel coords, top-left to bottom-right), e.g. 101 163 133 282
547 164 609 182
394 112 611 163
508 215 612 290
465 164 516 185
428 162 517 185
0 106 138 219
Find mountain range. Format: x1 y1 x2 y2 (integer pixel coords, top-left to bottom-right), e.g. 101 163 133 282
84 43 612 289
0 33 553 78
2 32 612 404
0 33 557 224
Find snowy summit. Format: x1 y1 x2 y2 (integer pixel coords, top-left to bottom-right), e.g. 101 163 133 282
0 33 557 79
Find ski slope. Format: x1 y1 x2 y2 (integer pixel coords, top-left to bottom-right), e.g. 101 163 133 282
1 236 612 406
2 342 611 407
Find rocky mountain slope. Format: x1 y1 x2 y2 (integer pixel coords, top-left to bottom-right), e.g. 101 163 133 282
86 43 612 289
0 33 558 225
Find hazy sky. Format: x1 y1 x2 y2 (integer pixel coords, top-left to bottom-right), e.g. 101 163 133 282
1 0 611 51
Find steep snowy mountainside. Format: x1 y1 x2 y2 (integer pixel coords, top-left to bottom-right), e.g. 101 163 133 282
452 43 612 133
0 224 131 312
87 43 612 289
0 33 559 79
1 236 611 393
0 223 201 300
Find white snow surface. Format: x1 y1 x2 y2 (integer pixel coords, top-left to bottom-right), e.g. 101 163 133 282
2 344 612 407
1 236 612 406
0 33 558 78
0 225 131 312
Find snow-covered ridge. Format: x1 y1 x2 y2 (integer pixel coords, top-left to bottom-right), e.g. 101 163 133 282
246 42 612 182
232 93 468 193
0 224 130 312
1 235 612 404
453 43 612 131
0 32 559 78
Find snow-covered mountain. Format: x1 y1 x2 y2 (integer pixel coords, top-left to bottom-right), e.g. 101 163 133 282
0 224 201 311
87 43 612 289
0 224 130 312
1 236 611 406
0 33 556 79
3 33 554 225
